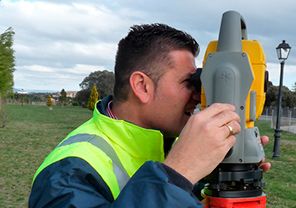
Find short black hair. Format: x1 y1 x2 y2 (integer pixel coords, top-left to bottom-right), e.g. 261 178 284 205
113 23 199 101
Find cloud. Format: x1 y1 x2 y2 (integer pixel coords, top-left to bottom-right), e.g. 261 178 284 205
2 1 130 41
14 64 107 91
0 0 131 90
1 0 296 91
267 63 296 89
14 40 117 68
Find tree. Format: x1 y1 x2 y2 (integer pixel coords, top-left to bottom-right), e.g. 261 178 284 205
292 82 296 93
74 89 90 107
47 95 53 110
280 86 292 108
79 70 114 97
59 89 67 106
0 27 15 96
265 81 296 108
265 81 277 107
284 91 296 108
0 27 15 127
76 70 114 106
87 84 99 111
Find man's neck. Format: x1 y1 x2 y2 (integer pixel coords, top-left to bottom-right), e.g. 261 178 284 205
112 99 150 129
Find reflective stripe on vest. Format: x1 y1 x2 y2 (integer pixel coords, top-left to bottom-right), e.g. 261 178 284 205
57 133 130 191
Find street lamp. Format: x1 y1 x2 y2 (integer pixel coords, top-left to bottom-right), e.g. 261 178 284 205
273 40 291 158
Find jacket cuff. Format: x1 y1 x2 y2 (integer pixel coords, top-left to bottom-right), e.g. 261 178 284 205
160 163 194 193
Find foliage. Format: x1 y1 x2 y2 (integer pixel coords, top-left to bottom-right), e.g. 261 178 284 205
13 93 29 105
74 89 90 107
0 27 15 127
24 93 47 103
87 84 99 111
59 89 67 106
46 95 53 108
265 81 296 108
0 27 15 97
76 70 114 105
265 81 277 107
9 92 55 104
292 82 296 92
284 90 296 108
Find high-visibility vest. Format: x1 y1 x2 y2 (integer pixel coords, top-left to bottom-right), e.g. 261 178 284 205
32 105 165 199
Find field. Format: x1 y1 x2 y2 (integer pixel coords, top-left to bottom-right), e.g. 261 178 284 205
0 104 296 207
257 120 296 207
0 104 92 207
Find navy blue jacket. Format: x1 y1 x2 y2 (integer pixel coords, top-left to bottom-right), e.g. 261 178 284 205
29 97 203 208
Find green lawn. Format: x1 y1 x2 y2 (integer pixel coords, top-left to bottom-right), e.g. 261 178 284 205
0 104 295 207
0 104 91 207
257 121 296 208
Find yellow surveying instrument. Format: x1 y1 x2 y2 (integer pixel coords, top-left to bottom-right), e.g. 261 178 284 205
191 11 268 208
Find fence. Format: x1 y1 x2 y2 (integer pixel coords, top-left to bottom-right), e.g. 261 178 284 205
260 107 296 134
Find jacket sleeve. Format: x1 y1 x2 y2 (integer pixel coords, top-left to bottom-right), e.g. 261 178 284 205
29 158 202 208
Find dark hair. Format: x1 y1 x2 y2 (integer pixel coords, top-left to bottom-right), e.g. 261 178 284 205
113 23 199 101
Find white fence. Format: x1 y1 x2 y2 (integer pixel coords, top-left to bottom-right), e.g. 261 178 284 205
260 107 296 134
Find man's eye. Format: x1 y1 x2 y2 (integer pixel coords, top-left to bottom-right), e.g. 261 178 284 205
182 78 190 85
184 79 193 88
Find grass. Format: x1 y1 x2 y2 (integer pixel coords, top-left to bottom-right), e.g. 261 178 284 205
0 104 91 207
0 104 296 207
257 121 296 208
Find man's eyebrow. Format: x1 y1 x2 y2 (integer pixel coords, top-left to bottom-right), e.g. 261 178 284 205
179 73 192 82
186 69 197 78
178 68 197 82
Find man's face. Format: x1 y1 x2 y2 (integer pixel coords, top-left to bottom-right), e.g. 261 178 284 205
148 49 200 136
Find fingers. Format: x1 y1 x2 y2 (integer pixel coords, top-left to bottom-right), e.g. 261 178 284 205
259 136 271 172
165 103 241 183
225 135 236 148
259 162 271 172
213 109 240 128
260 135 269 146
223 120 241 137
200 103 235 118
197 103 241 138
224 124 234 136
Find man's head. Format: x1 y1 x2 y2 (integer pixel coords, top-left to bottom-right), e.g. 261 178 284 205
113 23 199 101
113 23 200 136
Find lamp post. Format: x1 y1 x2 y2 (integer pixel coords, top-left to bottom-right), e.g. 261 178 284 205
273 40 291 158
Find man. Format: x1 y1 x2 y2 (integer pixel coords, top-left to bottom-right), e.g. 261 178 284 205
29 24 270 207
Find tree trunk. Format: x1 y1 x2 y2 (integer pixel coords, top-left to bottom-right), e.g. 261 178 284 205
0 96 7 128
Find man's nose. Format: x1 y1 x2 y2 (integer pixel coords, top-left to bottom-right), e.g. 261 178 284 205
191 92 201 104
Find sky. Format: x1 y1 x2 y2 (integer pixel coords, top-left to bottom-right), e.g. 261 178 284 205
0 0 295 92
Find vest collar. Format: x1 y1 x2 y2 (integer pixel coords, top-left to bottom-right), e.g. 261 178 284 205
93 96 164 162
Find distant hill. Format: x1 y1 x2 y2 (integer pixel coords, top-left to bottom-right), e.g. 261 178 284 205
13 88 58 94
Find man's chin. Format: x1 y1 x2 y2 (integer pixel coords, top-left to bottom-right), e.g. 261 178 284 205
162 126 184 138
185 112 192 116
163 131 179 138
160 117 189 137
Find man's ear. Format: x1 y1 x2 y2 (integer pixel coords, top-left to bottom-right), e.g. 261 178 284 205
129 71 155 104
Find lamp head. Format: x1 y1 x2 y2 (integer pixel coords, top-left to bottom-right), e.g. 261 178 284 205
276 40 291 60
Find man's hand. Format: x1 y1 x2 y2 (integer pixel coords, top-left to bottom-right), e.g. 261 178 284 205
164 103 240 184
259 135 271 172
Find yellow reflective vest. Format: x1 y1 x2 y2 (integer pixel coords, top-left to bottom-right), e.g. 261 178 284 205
33 99 165 199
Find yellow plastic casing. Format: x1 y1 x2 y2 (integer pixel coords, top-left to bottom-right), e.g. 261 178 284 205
201 40 266 128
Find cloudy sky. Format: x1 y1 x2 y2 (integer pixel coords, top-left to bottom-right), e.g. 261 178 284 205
0 0 295 92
